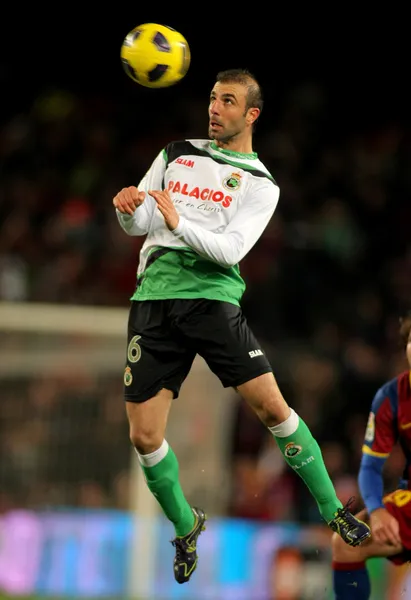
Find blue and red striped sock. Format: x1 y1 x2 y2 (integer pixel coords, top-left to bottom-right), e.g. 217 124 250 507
332 560 370 599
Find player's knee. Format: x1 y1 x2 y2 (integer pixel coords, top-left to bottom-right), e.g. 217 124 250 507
126 389 172 454
129 425 164 455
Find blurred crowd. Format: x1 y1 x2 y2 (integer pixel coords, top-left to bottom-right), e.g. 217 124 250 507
0 372 130 513
0 80 410 522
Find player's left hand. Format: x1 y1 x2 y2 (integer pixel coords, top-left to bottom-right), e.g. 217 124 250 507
149 189 180 231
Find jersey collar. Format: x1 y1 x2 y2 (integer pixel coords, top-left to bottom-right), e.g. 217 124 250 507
210 141 258 160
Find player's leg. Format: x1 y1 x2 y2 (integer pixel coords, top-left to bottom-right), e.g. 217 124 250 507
331 509 402 600
237 372 344 520
126 393 206 583
124 300 205 584
237 373 369 544
124 300 198 536
126 392 197 537
178 299 369 545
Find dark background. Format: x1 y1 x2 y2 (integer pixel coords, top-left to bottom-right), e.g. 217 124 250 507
1 14 409 128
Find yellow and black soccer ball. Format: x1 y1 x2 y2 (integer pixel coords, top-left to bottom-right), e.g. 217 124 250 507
120 23 190 88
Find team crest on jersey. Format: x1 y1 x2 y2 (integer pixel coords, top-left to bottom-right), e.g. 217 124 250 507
223 172 242 191
365 412 375 442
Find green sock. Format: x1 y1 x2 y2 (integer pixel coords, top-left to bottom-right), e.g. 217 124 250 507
140 443 195 537
272 414 343 523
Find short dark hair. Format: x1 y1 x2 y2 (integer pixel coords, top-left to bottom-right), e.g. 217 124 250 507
399 309 411 347
215 68 264 116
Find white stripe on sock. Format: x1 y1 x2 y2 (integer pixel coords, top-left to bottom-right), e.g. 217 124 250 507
136 439 169 467
268 408 299 438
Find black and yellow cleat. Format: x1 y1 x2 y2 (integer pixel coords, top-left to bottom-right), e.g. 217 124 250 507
328 497 371 547
171 507 207 584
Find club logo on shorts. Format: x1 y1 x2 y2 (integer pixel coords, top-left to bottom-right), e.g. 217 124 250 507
284 442 302 458
124 366 133 386
223 172 242 191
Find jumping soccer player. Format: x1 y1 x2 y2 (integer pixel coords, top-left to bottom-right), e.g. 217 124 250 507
331 310 411 599
113 68 371 584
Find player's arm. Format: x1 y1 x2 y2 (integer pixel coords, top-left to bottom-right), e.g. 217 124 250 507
115 149 166 236
358 386 403 546
151 180 280 267
358 385 397 514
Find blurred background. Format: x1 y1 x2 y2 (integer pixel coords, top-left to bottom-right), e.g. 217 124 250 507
0 12 410 600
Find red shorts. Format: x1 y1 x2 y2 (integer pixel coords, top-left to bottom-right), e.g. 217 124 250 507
383 489 411 565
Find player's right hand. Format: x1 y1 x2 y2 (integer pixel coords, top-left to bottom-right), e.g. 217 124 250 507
113 186 145 215
370 507 402 546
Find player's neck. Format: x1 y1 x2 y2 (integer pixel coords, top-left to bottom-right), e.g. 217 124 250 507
214 134 254 155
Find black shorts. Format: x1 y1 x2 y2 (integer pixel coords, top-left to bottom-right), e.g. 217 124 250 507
123 299 272 403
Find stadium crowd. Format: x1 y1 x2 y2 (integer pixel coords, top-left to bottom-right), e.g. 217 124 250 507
0 80 410 523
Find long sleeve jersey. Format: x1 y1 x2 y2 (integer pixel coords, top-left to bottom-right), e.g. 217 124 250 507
117 139 280 306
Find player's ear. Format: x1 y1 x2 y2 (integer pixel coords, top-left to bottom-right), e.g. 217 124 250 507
247 107 260 126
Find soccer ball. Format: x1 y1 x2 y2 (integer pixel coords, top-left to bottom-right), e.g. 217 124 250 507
120 23 190 88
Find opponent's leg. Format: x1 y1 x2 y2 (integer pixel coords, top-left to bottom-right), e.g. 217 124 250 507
331 510 402 599
238 373 370 545
127 392 206 583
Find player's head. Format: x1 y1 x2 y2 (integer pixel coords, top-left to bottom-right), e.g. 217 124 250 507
208 68 263 144
399 309 411 367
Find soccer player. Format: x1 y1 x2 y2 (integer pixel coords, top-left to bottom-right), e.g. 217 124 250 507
113 68 370 584
331 310 411 599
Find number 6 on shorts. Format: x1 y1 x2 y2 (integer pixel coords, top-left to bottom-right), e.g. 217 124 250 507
127 335 142 363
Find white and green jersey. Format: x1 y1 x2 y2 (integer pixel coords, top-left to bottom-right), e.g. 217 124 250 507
117 139 280 306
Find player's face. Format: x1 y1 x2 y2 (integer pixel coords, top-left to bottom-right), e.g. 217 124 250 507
208 82 255 143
